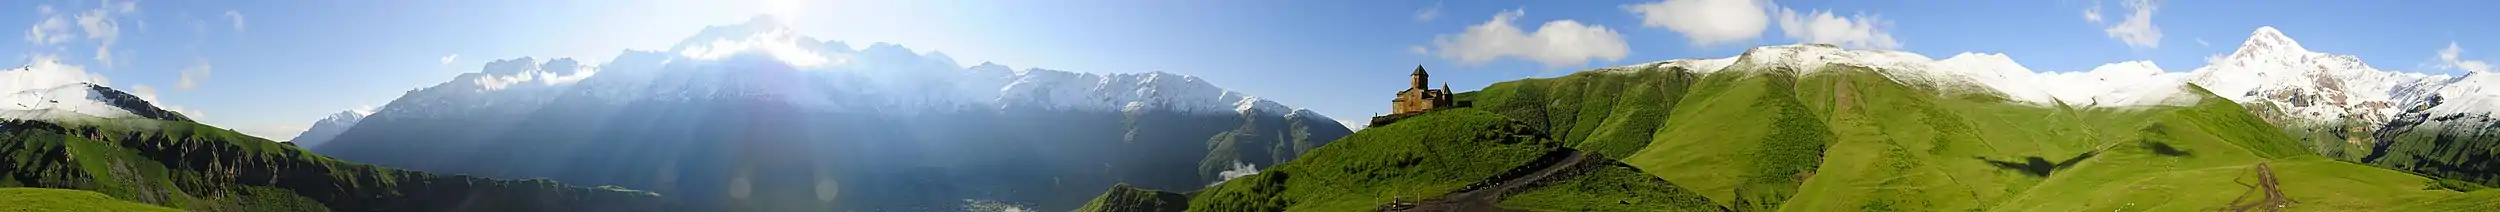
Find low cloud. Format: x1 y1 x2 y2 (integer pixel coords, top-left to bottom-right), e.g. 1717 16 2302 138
128 83 201 120
243 124 308 141
1206 161 1262 186
131 84 159 102
441 54 461 65
1430 9 1630 67
2088 0 2162 48
1624 0 1772 46
1775 8 1901 49
23 54 112 86
2439 42 2494 74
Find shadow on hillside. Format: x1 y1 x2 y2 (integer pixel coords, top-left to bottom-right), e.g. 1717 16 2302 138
1977 150 2101 177
2140 141 2194 157
2136 123 2194 157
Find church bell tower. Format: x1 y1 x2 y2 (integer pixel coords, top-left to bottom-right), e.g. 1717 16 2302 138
1410 65 1430 89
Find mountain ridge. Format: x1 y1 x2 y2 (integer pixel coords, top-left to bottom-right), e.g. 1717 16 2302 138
282 108 369 148
309 17 1353 211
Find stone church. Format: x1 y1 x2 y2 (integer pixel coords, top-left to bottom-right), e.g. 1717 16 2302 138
1391 65 1453 114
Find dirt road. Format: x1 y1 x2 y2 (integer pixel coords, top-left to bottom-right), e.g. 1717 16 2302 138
2224 162 2294 212
1391 151 1592 212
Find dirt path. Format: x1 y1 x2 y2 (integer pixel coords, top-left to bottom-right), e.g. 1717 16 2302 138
2224 162 2294 212
1389 151 1592 212
1834 76 1856 115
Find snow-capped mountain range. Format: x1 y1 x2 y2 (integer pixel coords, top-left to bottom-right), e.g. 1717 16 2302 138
344 17 1318 126
1627 26 2496 128
1 60 190 122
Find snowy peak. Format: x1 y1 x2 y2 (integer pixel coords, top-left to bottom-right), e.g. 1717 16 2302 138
287 108 371 148
449 57 598 93
998 69 1294 116
2182 26 2449 125
324 108 372 124
2232 26 2309 60
1 60 191 122
1727 44 1935 75
1636 44 2199 107
372 56 598 120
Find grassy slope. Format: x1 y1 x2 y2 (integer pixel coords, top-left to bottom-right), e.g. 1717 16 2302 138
1466 65 1696 158
0 188 181 212
1187 108 1554 211
2367 119 2500 187
1184 108 1716 211
0 119 661 211
1609 64 1833 211
1495 162 1720 212
1465 63 2500 211
1074 183 1191 212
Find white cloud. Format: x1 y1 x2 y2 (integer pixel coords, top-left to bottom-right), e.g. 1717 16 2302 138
1206 161 1262 186
130 84 159 102
224 10 246 31
1625 0 1772 46
1775 8 1901 49
16 54 111 87
2083 4 2103 23
178 60 211 90
1430 9 1630 67
76 6 127 67
2091 0 2162 48
441 54 461 65
1407 45 1428 55
2439 42 2494 74
2195 38 2210 47
24 5 75 45
28 1 141 68
1414 2 1442 22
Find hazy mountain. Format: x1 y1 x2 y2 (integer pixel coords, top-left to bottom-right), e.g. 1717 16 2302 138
281 109 368 149
310 17 1351 211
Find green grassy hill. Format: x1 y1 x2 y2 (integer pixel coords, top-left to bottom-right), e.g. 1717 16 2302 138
0 188 180 212
0 118 661 211
1182 108 1718 211
1117 59 2500 211
1075 183 1191 212
1448 61 2500 211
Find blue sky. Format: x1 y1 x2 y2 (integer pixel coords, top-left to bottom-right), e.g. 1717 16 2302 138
7 0 2498 138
